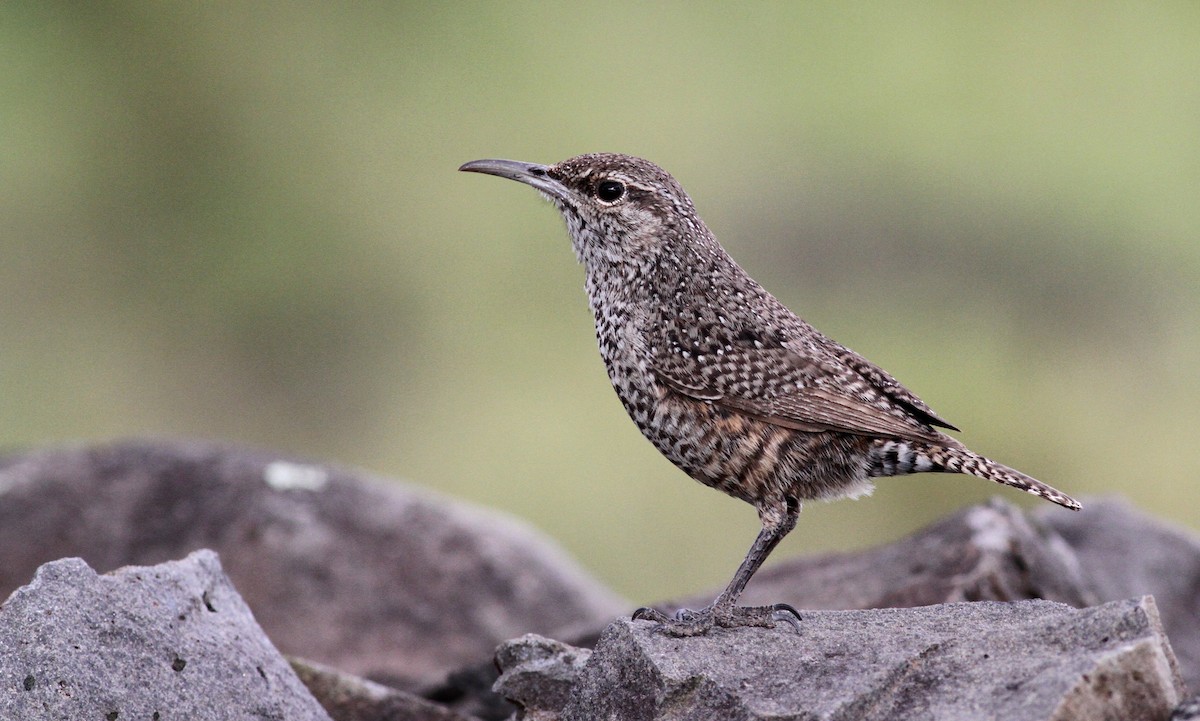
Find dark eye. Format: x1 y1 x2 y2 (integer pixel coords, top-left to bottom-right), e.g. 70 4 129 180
596 179 626 203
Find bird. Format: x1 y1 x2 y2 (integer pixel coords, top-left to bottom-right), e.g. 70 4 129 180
459 152 1081 635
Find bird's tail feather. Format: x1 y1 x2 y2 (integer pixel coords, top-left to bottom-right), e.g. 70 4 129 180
870 440 1081 511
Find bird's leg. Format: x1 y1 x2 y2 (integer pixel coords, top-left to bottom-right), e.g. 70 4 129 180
634 498 801 635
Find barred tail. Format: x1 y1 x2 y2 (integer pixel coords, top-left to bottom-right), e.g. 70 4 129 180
869 440 1081 511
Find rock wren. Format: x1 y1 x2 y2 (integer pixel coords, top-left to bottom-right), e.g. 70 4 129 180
460 153 1080 635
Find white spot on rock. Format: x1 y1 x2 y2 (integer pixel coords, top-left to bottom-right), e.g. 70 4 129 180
263 461 328 492
965 505 1013 553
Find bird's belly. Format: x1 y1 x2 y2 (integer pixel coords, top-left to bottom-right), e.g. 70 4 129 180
612 372 876 505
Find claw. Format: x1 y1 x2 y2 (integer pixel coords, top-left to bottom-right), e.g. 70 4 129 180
771 603 803 634
632 606 671 623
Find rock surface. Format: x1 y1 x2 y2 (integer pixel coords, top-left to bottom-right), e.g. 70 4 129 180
497 597 1184 721
493 635 593 719
0 439 626 688
662 497 1199 695
1037 498 1200 693
1 441 1196 719
0 550 330 721
291 656 481 721
444 498 1200 718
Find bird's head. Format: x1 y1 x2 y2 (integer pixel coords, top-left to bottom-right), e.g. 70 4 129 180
460 153 706 272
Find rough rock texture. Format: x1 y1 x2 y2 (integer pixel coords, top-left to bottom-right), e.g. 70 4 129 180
1 440 1196 719
291 656 481 721
0 439 626 688
445 498 1200 718
497 598 1184 721
666 496 1200 693
1037 498 1200 693
493 635 593 720
0 550 330 721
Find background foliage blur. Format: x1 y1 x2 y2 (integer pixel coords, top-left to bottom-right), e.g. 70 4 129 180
3 3 1198 602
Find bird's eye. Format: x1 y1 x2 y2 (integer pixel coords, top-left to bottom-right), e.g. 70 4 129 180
596 179 626 203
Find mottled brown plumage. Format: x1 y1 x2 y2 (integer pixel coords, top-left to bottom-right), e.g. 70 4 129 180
460 153 1080 635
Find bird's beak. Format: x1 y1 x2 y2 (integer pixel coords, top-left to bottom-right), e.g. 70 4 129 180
458 158 570 203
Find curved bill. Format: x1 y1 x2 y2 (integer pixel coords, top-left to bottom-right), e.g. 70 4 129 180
458 158 570 202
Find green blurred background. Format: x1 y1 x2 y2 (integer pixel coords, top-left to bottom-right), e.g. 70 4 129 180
3 3 1198 603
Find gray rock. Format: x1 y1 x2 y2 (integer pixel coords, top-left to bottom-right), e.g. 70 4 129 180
0 550 330 721
290 656 481 721
667 499 1095 617
1037 497 1200 692
0 439 626 688
660 497 1200 700
493 635 592 719
455 498 1200 719
495 597 1183 721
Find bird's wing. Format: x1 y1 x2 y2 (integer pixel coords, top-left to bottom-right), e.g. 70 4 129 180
829 345 960 431
652 342 950 444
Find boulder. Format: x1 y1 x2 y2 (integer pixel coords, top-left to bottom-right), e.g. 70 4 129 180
446 498 1200 718
2 440 1196 720
0 551 330 721
0 439 626 689
1037 498 1200 692
493 634 592 719
497 597 1185 721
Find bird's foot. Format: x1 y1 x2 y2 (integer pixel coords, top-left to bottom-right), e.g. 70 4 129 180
631 602 801 636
